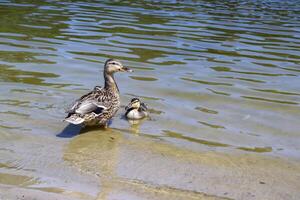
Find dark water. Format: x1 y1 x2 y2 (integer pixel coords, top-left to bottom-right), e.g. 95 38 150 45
0 0 300 199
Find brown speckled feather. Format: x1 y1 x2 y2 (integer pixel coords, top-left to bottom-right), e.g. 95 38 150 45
64 58 130 127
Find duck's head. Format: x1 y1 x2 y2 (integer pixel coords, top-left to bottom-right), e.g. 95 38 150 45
104 58 132 74
125 98 147 111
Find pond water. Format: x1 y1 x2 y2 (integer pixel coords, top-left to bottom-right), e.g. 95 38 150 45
0 0 300 200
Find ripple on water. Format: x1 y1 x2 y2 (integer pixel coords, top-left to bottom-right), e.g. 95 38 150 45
181 77 233 86
241 96 299 105
198 121 226 129
163 130 229 147
237 146 273 153
195 106 218 115
129 76 157 81
0 64 71 88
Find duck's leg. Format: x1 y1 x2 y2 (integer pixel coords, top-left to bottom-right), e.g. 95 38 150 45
98 120 108 129
103 123 108 129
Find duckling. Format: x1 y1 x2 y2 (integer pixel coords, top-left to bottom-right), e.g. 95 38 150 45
125 98 148 120
65 58 132 127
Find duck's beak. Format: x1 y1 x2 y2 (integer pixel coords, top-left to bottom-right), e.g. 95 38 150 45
120 66 133 72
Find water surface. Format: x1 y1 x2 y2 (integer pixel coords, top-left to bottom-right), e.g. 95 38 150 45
0 0 300 199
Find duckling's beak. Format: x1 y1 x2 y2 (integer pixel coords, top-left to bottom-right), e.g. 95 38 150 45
125 102 133 110
125 103 133 110
140 102 148 111
125 100 139 110
120 66 133 72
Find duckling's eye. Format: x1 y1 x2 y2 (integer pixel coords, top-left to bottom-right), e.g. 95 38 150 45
111 62 116 65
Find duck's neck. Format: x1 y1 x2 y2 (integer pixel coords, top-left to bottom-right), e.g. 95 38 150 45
104 72 119 92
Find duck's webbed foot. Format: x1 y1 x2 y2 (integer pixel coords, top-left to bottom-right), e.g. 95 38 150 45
97 120 108 129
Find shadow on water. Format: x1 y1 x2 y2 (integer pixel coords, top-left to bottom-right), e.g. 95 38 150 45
56 124 82 138
57 120 113 138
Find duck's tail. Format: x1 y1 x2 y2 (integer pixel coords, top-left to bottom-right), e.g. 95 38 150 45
64 115 84 125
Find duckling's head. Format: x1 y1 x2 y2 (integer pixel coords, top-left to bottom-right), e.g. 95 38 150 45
104 58 132 74
126 98 141 110
125 98 147 111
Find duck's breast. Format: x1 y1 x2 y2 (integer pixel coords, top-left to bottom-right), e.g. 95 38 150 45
126 110 145 120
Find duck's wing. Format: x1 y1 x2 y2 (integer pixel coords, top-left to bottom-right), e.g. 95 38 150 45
74 100 107 115
66 86 107 116
64 115 85 125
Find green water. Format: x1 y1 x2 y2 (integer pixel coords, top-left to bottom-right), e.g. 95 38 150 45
0 1 300 199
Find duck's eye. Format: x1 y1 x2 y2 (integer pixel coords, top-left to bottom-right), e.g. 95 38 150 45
111 62 116 65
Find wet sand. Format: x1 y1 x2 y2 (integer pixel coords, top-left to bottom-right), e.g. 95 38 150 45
0 184 92 200
0 126 299 200
63 129 300 200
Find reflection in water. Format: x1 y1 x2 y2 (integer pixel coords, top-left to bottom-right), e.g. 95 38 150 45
0 51 55 64
126 118 148 135
0 64 73 88
0 64 57 85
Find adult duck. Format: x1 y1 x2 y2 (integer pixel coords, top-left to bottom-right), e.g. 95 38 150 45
65 58 132 127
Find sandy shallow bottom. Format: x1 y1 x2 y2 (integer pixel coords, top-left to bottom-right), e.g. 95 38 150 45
61 128 300 200
0 127 300 200
0 184 94 200
64 128 300 199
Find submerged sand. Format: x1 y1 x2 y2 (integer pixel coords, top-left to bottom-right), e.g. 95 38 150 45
0 127 299 200
62 128 300 200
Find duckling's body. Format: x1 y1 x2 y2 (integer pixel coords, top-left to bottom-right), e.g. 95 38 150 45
125 98 148 120
65 59 131 127
126 108 148 120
